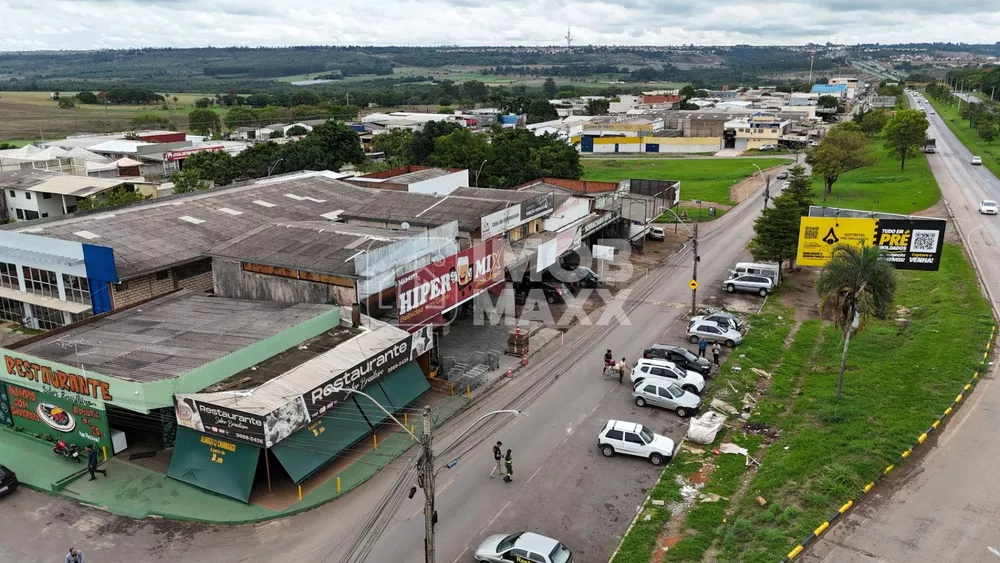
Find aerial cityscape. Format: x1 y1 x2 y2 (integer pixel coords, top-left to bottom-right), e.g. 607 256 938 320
1 4 1000 562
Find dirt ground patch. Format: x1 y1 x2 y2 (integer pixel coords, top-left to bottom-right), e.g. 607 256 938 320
777 267 822 323
728 162 790 203
0 99 186 141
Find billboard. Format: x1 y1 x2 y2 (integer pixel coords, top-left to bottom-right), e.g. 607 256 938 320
302 325 434 420
6 383 111 453
396 238 505 329
481 206 522 239
797 216 946 270
520 192 554 222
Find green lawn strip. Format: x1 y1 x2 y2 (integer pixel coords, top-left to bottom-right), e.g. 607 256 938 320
611 457 701 563
655 204 728 224
925 96 1000 179
716 244 993 563
583 158 789 205
811 139 940 215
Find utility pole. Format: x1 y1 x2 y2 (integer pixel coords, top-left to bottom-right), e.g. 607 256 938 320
763 175 771 208
691 221 699 316
420 405 436 563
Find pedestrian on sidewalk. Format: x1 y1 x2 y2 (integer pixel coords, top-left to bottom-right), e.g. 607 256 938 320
65 547 84 563
491 441 503 478
697 337 708 358
712 342 721 366
503 449 513 483
86 445 106 481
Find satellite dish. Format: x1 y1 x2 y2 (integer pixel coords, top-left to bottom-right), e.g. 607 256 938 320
400 222 410 231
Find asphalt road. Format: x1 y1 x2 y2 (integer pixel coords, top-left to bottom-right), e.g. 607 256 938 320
802 92 1000 563
0 173 785 563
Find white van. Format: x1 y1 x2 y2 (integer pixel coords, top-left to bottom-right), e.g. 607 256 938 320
731 262 780 286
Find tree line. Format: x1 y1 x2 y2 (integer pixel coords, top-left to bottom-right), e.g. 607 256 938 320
926 81 1000 144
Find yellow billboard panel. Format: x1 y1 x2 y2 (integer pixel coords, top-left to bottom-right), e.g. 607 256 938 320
797 217 877 266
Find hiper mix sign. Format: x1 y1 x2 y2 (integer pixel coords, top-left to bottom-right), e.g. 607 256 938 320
797 216 946 271
396 238 505 330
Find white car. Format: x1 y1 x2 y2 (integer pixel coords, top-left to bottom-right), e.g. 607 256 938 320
758 144 777 151
633 378 702 418
723 274 774 297
474 532 573 563
688 320 744 347
981 200 999 215
631 358 705 393
972 156 983 165
597 420 675 466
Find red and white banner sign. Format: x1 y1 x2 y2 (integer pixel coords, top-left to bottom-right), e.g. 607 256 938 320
396 238 505 331
165 146 224 161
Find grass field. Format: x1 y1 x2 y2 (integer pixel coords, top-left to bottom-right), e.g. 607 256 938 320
583 157 790 205
926 95 1000 179
811 139 940 214
614 242 993 563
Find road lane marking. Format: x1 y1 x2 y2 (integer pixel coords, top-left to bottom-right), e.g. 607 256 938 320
450 546 469 563
482 501 512 535
526 465 544 485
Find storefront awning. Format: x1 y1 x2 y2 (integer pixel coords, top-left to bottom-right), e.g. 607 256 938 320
271 400 373 484
353 382 393 426
377 361 431 410
167 426 261 503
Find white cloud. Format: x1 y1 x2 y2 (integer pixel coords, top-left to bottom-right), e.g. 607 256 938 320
0 0 998 49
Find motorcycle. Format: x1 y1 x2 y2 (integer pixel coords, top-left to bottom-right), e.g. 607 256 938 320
53 440 81 462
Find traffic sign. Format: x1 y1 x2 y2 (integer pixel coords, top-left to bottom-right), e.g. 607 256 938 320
688 280 699 290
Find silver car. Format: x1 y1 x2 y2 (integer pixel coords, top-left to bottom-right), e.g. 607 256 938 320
723 274 773 297
690 311 743 332
633 378 701 417
687 320 744 347
475 531 573 563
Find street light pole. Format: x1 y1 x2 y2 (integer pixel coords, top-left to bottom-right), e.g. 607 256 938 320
268 158 284 177
764 175 771 208
475 159 488 187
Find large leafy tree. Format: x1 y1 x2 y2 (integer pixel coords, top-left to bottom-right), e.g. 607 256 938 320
488 128 581 188
542 78 558 99
182 150 237 186
427 128 494 185
526 99 559 124
781 165 815 218
461 80 489 103
372 128 416 166
816 244 896 400
747 194 801 271
585 98 610 116
224 106 256 130
286 121 364 172
78 187 149 211
187 108 221 136
860 110 889 137
807 122 877 200
407 121 462 165
882 109 929 171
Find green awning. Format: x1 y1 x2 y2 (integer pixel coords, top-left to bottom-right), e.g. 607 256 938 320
353 383 393 426
378 361 431 410
270 400 372 484
167 427 261 503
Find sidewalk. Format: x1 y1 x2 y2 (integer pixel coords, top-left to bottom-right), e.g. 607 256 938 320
0 391 468 524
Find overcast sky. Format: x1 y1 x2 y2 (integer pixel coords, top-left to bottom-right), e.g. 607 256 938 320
2 0 1000 50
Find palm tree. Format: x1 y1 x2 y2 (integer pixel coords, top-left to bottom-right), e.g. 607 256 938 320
816 243 897 400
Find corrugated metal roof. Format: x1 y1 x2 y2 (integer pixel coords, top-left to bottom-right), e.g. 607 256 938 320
17 290 335 383
340 191 509 231
0 170 130 197
388 168 452 184
15 176 378 279
178 318 408 414
207 222 413 276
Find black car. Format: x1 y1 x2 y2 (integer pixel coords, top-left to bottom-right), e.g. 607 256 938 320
542 266 600 290
0 465 18 497
642 344 712 376
515 280 570 304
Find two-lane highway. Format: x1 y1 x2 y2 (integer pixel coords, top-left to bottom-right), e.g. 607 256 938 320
803 91 1000 563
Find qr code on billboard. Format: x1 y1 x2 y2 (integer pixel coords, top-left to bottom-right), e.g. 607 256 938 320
910 229 939 253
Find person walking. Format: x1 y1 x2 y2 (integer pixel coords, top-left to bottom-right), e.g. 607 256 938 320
616 357 629 384
603 349 613 378
65 547 84 563
502 449 513 483
697 337 708 358
491 441 503 478
712 342 721 367
86 445 106 481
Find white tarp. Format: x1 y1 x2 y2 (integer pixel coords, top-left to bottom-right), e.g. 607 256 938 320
686 411 727 444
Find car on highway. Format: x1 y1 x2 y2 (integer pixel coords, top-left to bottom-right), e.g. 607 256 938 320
598 420 675 466
776 170 789 180
0 465 17 497
642 344 712 375
631 358 705 393
980 200 999 215
723 274 774 296
972 156 983 165
690 311 744 332
633 378 701 417
474 532 573 563
687 319 744 347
